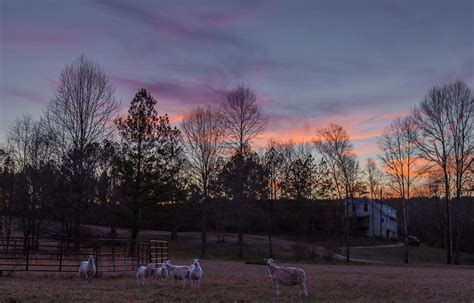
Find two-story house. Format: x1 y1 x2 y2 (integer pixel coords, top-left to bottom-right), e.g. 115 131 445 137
344 198 398 239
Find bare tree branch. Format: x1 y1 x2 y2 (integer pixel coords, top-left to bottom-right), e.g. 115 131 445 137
220 85 266 154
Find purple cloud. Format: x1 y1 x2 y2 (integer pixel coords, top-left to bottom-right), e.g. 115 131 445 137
2 86 48 105
2 27 82 47
111 76 226 107
95 0 257 48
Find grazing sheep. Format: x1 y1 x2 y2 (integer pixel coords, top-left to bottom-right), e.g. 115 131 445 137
166 260 191 288
266 258 308 296
189 259 203 288
155 262 169 283
136 263 157 286
79 255 96 282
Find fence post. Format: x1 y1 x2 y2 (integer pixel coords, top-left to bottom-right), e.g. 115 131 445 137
160 242 164 263
148 241 152 264
112 245 115 272
59 239 63 272
136 243 140 269
137 243 140 266
25 237 30 271
94 243 100 278
57 239 60 260
130 244 133 271
136 243 139 267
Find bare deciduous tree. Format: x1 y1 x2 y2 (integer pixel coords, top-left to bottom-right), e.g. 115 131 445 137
314 124 358 262
6 115 54 248
45 55 118 237
273 140 297 198
46 55 118 155
445 81 473 264
181 106 224 258
366 158 383 237
0 149 14 246
411 83 455 264
262 140 285 257
366 158 380 200
263 140 285 201
378 117 424 263
220 85 266 258
221 85 266 155
281 143 315 200
7 115 35 171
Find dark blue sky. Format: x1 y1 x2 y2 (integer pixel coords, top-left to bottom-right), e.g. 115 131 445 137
1 0 472 158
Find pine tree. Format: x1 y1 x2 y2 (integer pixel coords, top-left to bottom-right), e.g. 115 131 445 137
115 88 183 251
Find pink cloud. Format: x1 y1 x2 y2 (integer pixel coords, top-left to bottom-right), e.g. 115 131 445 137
255 111 406 150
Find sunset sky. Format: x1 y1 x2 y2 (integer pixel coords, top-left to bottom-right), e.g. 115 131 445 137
1 0 472 161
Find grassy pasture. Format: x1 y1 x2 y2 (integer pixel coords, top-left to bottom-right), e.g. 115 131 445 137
1 259 473 302
83 225 474 265
350 245 474 265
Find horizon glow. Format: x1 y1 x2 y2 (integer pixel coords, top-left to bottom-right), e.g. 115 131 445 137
1 0 472 162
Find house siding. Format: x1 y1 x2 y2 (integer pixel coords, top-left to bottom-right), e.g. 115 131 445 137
345 198 398 239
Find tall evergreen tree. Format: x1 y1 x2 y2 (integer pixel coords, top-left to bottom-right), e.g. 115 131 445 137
115 88 183 250
217 146 268 258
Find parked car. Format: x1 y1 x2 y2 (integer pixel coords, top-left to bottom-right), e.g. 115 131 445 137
407 235 420 246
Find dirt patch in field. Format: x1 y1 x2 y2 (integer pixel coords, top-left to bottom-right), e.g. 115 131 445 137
1 260 473 302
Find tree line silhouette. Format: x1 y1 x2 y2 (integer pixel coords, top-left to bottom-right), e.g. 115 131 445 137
0 55 472 264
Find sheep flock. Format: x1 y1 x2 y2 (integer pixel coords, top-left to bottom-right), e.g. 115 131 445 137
79 256 308 297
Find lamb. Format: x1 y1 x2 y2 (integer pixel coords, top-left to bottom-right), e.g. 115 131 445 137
155 262 169 283
265 258 308 296
165 260 191 288
136 263 157 286
189 258 203 288
79 255 96 282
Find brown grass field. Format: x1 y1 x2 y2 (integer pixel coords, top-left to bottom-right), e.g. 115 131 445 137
1 259 473 302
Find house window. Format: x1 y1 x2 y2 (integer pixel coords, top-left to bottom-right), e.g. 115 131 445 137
364 203 368 212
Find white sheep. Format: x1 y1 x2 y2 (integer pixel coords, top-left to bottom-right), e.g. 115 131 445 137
79 255 96 282
155 262 169 283
166 260 191 288
266 258 308 296
136 263 157 286
189 258 203 288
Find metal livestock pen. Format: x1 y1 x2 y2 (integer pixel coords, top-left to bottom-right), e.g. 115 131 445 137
0 237 168 275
